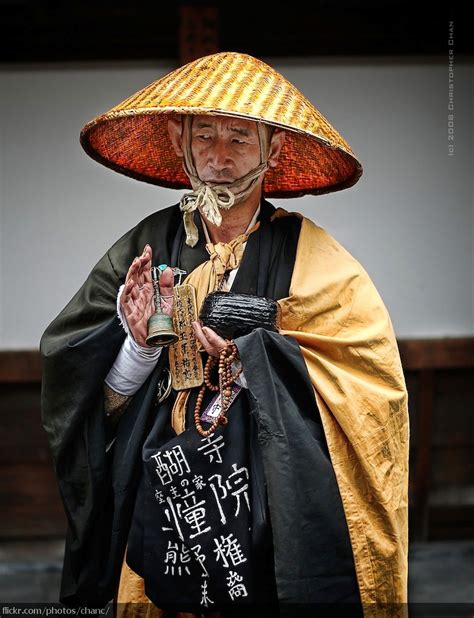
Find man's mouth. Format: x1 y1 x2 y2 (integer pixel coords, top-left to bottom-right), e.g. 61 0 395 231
206 178 233 184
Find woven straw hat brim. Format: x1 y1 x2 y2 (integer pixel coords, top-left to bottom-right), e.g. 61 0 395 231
80 52 362 197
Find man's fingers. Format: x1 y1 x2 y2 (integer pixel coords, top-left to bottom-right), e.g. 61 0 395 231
192 322 228 357
123 251 153 301
159 266 174 296
138 245 152 269
125 256 140 279
136 254 149 288
123 277 135 295
121 279 153 314
120 279 135 308
202 326 227 351
120 246 155 343
126 245 151 285
124 265 140 297
143 264 152 285
192 321 213 355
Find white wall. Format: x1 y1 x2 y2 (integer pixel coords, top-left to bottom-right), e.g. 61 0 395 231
0 56 472 349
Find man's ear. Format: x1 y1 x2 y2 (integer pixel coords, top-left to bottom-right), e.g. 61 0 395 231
267 129 286 168
167 116 184 157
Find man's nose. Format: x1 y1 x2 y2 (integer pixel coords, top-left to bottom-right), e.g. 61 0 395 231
207 139 230 170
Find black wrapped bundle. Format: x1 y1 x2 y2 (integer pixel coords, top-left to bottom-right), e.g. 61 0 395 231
199 291 281 339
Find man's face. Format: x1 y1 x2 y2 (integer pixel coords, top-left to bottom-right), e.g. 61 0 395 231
190 115 262 186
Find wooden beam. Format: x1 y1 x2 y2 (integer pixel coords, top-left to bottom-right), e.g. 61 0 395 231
398 337 474 370
1 337 473 382
179 4 220 66
0 351 42 383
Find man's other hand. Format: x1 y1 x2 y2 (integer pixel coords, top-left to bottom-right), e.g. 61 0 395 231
192 321 229 358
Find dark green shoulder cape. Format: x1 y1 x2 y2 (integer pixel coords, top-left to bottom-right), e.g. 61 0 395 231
41 202 182 606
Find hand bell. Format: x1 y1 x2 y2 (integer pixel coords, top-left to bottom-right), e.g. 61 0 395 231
146 265 179 347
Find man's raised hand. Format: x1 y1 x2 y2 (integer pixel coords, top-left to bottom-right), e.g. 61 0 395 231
119 245 174 347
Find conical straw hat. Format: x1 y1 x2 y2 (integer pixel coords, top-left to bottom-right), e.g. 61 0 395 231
80 52 362 197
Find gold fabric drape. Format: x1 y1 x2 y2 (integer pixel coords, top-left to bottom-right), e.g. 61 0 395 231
277 213 409 617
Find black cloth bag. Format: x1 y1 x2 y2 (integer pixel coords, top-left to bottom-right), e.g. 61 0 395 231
127 364 278 613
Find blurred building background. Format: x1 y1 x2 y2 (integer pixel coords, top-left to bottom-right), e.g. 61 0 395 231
0 0 473 612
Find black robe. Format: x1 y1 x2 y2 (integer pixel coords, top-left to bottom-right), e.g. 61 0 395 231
40 199 362 615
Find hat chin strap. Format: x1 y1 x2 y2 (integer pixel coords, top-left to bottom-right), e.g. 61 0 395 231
179 115 270 247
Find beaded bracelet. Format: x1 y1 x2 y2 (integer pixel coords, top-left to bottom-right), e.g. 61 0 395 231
194 340 242 437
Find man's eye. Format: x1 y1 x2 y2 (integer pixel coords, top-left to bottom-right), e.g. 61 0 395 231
232 139 246 145
197 134 211 140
